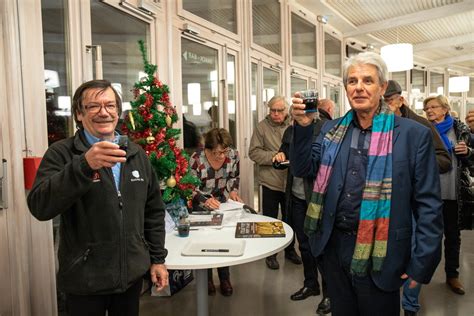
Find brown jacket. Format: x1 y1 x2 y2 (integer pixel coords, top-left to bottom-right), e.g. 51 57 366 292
249 115 290 192
400 105 451 173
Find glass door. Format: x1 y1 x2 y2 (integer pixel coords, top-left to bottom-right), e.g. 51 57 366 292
89 0 150 122
180 37 240 155
250 59 281 210
181 37 220 154
323 81 343 118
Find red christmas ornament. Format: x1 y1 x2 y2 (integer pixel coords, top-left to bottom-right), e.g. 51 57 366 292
144 93 154 108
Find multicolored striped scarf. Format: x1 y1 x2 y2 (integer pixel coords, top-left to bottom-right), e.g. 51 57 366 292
304 102 393 275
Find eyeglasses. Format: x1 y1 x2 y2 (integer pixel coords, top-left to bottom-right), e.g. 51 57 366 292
83 103 118 115
211 148 230 157
270 108 285 114
423 105 442 112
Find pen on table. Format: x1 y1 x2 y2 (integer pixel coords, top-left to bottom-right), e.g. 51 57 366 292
201 249 229 252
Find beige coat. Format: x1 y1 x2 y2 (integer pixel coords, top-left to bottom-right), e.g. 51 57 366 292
249 115 290 192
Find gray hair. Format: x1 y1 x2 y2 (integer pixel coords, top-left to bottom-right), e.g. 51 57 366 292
343 52 388 87
267 96 289 109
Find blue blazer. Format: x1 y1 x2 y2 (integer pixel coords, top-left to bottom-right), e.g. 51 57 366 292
291 115 443 291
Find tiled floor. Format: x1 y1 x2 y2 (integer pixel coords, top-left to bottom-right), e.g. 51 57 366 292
139 231 474 316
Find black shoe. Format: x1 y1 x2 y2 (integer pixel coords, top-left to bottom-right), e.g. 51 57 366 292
290 286 320 301
404 310 417 316
265 256 280 270
285 249 302 265
316 297 331 314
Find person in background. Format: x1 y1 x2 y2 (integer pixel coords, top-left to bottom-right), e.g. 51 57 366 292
384 81 451 173
273 105 330 314
466 109 474 149
423 95 474 295
291 52 443 316
27 80 168 316
249 96 302 270
189 128 242 296
466 109 474 132
383 80 451 316
450 110 459 118
183 115 201 156
317 99 335 120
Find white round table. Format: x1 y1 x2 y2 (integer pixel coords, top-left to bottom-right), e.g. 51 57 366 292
164 213 293 316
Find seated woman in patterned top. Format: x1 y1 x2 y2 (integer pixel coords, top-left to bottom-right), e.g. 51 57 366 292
189 128 243 297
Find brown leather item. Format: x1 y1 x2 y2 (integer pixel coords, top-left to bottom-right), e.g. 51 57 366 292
446 278 465 295
220 279 233 296
208 280 216 296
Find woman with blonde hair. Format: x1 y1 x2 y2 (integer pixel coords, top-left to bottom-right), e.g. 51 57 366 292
423 95 474 295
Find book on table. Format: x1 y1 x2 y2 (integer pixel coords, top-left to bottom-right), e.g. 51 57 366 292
188 213 223 227
235 221 286 238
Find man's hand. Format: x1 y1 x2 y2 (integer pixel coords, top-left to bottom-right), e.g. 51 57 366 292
291 92 317 127
466 109 474 132
272 152 286 163
85 141 126 170
150 263 169 291
401 273 419 289
229 190 243 202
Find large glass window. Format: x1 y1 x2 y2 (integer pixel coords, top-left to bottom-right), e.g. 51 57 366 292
181 38 219 154
183 0 237 33
324 33 341 77
291 76 307 96
90 0 148 120
263 67 280 103
411 69 425 93
329 85 342 118
252 0 281 55
392 71 407 91
42 0 71 145
251 62 258 128
291 13 316 69
227 54 237 145
430 72 444 95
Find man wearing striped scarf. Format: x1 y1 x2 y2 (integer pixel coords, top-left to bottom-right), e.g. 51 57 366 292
290 52 443 316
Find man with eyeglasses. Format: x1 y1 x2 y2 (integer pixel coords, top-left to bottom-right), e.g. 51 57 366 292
249 95 302 269
27 80 168 316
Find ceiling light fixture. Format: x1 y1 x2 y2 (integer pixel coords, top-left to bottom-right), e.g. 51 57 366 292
449 76 469 93
380 43 414 72
317 15 328 24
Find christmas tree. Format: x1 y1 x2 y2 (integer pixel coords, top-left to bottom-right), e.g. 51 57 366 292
122 40 200 205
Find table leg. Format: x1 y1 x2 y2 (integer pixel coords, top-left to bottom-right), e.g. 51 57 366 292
195 269 209 316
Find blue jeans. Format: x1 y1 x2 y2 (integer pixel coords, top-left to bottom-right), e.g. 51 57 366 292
401 217 421 312
402 279 421 312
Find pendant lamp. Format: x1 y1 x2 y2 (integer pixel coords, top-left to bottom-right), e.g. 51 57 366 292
380 43 414 72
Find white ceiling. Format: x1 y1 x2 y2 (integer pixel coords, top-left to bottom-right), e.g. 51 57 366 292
296 0 474 75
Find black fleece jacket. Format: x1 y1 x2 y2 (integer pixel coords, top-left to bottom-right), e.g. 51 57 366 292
27 129 167 295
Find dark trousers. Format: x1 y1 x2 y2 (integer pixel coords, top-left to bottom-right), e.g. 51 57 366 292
323 229 399 316
443 199 461 278
261 185 295 253
290 194 326 293
208 267 230 281
66 278 143 316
